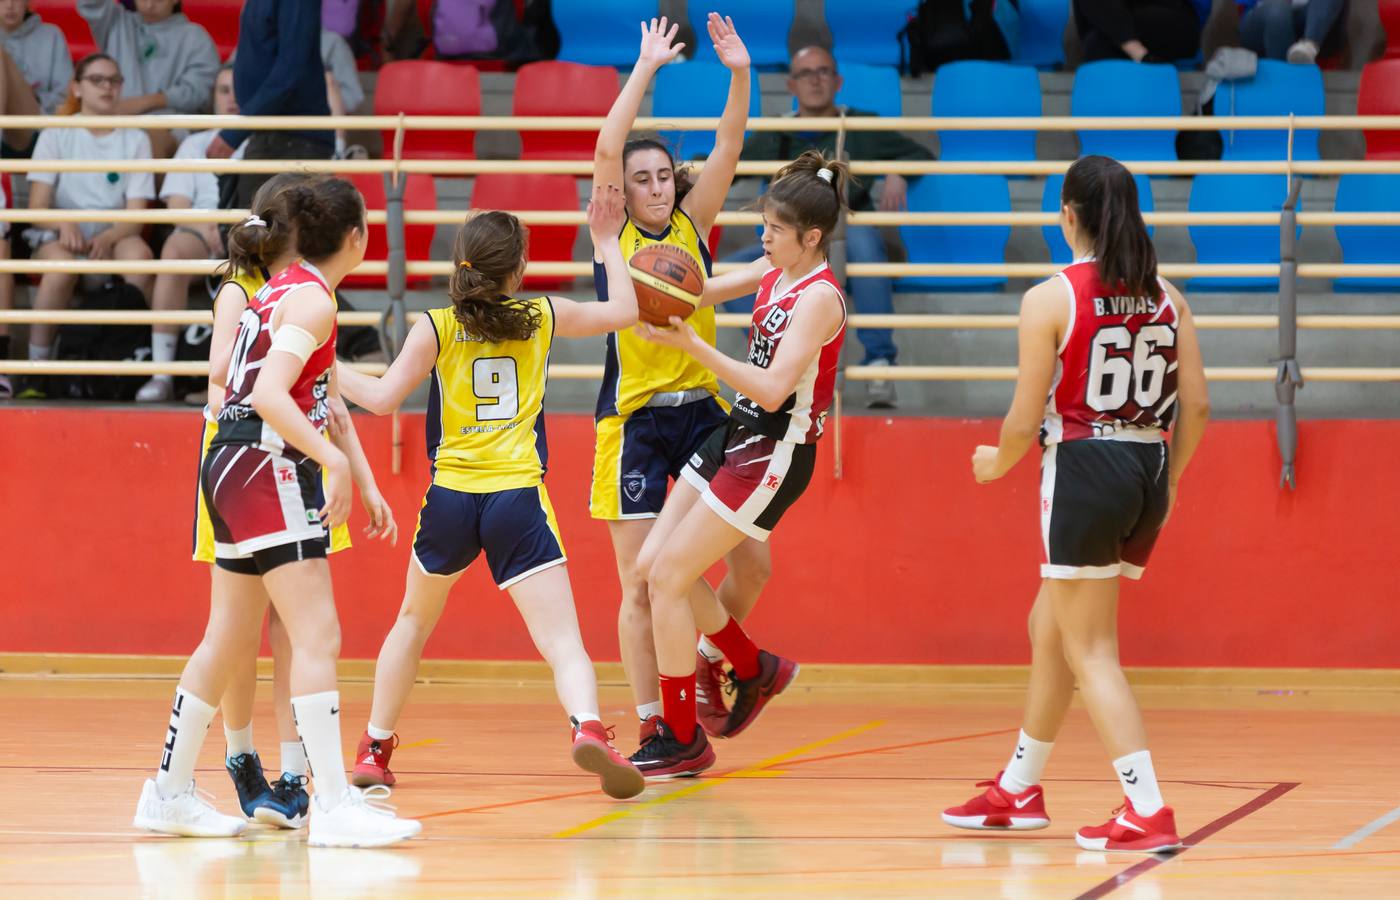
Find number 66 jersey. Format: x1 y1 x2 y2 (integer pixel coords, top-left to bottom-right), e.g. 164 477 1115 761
1042 260 1179 446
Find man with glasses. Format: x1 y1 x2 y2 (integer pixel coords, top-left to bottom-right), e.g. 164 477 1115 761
726 45 932 409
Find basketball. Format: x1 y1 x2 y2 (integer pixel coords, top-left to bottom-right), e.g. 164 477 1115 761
628 243 704 326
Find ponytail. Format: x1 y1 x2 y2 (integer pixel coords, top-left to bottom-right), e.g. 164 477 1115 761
220 173 308 280
448 210 541 343
1062 155 1158 299
755 149 851 253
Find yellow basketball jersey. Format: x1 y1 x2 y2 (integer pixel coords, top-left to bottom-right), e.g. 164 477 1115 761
595 208 720 419
425 300 555 494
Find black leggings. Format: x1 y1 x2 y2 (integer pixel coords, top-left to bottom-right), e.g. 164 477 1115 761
1074 0 1202 62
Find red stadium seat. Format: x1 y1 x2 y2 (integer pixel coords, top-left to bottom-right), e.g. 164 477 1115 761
513 62 619 162
31 0 97 66
1359 60 1400 160
339 173 438 290
374 61 479 162
471 173 580 291
182 0 241 60
1383 0 1400 59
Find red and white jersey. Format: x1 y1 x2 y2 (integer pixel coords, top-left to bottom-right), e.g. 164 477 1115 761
730 262 847 444
1043 260 1180 446
213 261 338 462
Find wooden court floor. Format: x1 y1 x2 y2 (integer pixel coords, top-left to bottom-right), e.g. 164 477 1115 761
2 676 1397 898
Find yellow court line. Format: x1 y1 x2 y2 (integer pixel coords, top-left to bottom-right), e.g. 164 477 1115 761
552 720 885 839
397 738 441 751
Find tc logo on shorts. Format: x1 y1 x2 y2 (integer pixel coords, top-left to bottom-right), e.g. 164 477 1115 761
622 470 647 503
277 467 297 485
764 474 782 491
1041 498 1052 514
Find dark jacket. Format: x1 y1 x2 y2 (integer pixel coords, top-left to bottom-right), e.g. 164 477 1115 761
219 0 332 149
738 107 934 211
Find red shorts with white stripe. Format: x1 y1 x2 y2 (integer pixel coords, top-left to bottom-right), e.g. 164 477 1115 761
201 443 328 559
680 420 815 542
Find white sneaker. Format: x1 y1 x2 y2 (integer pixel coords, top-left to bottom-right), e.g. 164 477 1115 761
135 377 174 403
133 778 247 837
1287 39 1319 65
308 785 421 848
865 359 898 409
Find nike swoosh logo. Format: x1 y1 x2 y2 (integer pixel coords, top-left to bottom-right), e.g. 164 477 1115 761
1015 744 1025 759
1115 814 1146 834
1014 793 1040 809
329 707 339 715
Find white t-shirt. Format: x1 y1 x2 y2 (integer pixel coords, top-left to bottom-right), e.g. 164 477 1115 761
30 128 156 235
160 129 245 210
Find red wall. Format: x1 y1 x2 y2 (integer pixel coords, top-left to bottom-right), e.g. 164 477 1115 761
1 409 1395 668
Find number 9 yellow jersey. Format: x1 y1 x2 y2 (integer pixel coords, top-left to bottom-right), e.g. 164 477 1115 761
424 300 555 494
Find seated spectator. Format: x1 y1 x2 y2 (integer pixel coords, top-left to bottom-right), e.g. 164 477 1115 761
723 45 933 409
0 0 72 127
78 0 220 157
1073 0 1206 62
1238 0 1342 64
137 64 240 404
20 53 155 398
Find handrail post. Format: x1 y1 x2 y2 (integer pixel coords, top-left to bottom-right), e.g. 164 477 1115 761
384 112 409 474
831 111 849 480
1275 177 1304 489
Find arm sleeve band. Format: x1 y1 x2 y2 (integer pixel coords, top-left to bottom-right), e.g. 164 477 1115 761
269 324 322 364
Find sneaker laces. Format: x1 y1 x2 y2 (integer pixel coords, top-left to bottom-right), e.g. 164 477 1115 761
270 773 308 803
226 752 266 795
170 781 225 817
346 784 399 818
370 734 399 757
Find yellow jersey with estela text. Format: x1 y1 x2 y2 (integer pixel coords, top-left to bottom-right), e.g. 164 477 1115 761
594 208 720 419
425 300 555 494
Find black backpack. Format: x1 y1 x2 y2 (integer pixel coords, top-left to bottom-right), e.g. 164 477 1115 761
54 278 151 401
900 0 1015 78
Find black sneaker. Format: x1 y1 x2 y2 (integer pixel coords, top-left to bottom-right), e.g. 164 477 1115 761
224 751 273 819
627 718 716 780
258 773 310 828
720 650 800 739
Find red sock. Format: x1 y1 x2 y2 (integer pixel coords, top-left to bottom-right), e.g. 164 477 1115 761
659 673 697 745
705 617 761 680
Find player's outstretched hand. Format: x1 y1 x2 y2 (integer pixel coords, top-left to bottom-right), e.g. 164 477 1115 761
587 183 626 243
360 484 399 545
708 14 750 71
637 16 684 71
639 317 698 350
971 445 1002 484
321 457 353 529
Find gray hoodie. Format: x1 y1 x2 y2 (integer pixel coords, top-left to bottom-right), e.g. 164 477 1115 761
1 13 73 115
78 0 220 114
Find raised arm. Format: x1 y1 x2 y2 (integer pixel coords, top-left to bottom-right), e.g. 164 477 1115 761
553 184 639 337
699 257 771 308
680 14 752 233
593 17 685 193
335 314 438 415
1161 280 1210 523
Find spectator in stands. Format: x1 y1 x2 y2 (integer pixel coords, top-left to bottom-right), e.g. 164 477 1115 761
322 29 366 158
20 53 155 397
78 0 220 157
726 45 932 409
136 64 239 404
209 0 333 209
0 0 73 122
1073 0 1206 62
1238 0 1343 64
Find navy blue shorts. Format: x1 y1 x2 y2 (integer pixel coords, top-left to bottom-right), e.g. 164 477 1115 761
412 483 567 588
590 397 729 519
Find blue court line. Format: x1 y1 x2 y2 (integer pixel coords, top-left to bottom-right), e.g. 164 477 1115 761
1334 804 1400 850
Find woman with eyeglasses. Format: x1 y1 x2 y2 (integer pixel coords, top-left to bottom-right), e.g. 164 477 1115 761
17 53 156 400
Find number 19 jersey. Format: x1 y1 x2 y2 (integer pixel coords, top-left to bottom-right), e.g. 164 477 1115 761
425 299 554 494
1042 260 1179 446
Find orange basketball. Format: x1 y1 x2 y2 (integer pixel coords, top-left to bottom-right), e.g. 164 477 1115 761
628 243 704 326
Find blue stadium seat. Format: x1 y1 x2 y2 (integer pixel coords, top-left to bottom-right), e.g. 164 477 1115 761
1072 61 1180 160
555 0 660 67
1334 173 1400 291
791 63 903 118
1015 0 1068 68
825 0 910 67
1220 60 1324 161
896 175 1012 292
652 62 762 160
1041 174 1155 264
933 61 1041 163
689 1 794 69
1188 174 1296 292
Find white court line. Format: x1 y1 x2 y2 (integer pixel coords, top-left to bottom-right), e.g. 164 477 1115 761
1334 804 1400 849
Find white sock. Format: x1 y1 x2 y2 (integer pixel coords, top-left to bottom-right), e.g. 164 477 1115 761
999 730 1054 793
636 701 662 721
151 332 178 365
366 723 394 741
280 740 308 777
1113 749 1165 816
697 635 724 663
154 687 217 798
28 342 52 361
223 724 254 759
291 691 348 808
571 712 601 727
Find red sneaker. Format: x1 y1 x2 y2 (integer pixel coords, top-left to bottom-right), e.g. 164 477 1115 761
718 650 798 739
1075 798 1182 852
628 718 716 779
695 652 730 737
351 731 398 787
942 772 1051 830
571 720 645 800
638 714 661 749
